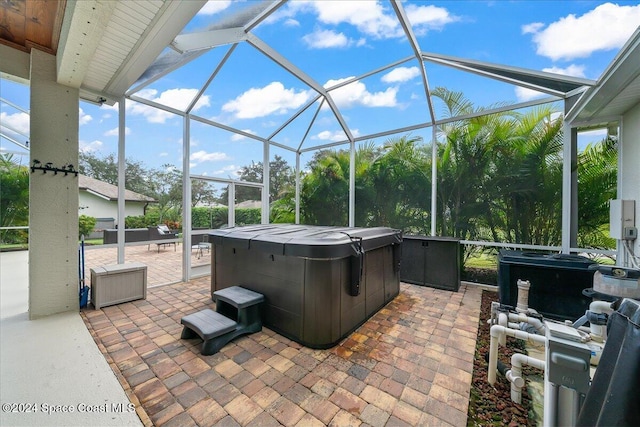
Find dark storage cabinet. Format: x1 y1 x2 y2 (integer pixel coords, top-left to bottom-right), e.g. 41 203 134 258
498 250 597 321
401 236 461 291
210 224 402 349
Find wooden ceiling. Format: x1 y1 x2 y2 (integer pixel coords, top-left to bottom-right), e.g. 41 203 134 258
0 0 65 55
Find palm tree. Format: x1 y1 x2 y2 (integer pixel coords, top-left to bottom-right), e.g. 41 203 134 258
577 137 617 249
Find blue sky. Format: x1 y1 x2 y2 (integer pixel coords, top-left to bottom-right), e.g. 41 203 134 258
2 1 639 180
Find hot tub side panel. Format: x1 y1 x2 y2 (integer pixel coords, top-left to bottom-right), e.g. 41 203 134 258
211 235 401 349
212 244 306 341
303 258 345 347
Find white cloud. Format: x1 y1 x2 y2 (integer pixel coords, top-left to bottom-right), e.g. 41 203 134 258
303 29 350 48
326 77 398 109
213 164 241 177
231 130 257 141
129 88 210 123
197 0 231 16
159 152 168 157
312 1 401 39
271 1 457 45
315 130 348 142
104 126 131 137
525 3 640 61
514 87 546 103
381 66 420 83
190 150 231 164
284 18 300 27
0 111 30 135
522 22 544 34
404 4 460 35
222 82 313 119
79 140 103 153
543 64 586 78
79 108 92 125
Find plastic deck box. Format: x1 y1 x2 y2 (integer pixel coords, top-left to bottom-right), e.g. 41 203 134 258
90 262 147 309
401 235 461 291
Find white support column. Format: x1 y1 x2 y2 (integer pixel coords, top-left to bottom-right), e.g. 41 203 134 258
561 122 577 253
349 140 355 227
262 141 270 224
182 115 192 281
28 49 80 318
431 126 438 236
295 153 300 224
117 98 126 263
229 184 236 227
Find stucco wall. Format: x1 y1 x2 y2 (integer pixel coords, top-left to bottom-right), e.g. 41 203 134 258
79 192 146 224
622 101 640 255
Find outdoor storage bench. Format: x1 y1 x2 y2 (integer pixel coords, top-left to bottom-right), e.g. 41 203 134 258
90 262 147 309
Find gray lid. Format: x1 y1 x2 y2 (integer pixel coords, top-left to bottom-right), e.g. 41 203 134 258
210 224 402 258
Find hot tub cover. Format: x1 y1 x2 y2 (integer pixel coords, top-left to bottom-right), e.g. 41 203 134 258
210 224 402 258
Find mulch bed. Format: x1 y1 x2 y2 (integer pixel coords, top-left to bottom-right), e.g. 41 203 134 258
467 290 538 426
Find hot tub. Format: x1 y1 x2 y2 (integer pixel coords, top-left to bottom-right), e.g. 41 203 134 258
210 224 402 348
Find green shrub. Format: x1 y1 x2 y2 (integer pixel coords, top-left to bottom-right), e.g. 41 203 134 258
78 215 97 239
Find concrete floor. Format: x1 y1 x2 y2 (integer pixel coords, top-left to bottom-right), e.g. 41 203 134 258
0 250 143 426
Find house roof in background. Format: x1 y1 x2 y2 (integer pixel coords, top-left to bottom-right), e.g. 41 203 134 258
78 174 155 203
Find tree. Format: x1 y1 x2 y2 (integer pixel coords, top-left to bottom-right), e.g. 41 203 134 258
79 151 150 196
218 155 295 205
79 152 217 222
0 154 29 243
78 215 97 239
577 137 617 249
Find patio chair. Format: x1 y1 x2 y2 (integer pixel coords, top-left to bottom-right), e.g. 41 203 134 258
148 225 178 252
191 234 211 259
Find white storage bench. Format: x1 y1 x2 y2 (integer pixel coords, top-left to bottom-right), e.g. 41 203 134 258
90 262 147 309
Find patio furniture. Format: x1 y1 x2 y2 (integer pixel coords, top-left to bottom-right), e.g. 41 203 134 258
148 225 178 252
191 234 211 259
90 262 147 309
180 286 264 355
103 228 149 244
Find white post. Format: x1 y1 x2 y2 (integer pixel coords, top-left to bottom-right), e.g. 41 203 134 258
117 97 126 264
262 141 270 224
182 115 191 280
349 140 356 227
295 152 300 224
28 49 80 318
431 125 438 236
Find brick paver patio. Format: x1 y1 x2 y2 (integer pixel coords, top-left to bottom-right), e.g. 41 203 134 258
83 242 210 287
81 267 482 426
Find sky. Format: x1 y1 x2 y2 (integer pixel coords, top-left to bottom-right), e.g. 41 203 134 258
1 0 639 183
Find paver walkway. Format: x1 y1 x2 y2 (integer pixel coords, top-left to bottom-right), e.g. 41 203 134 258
82 278 482 426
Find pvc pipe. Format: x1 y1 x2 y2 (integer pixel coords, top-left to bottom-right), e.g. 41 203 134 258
516 279 531 313
507 312 546 334
488 324 547 385
498 312 508 345
544 376 558 427
509 353 546 404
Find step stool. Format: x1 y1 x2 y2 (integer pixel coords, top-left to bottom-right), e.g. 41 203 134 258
180 286 264 355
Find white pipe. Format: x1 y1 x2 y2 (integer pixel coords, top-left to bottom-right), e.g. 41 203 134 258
544 376 558 427
507 312 546 334
498 312 508 345
509 353 546 404
488 324 547 385
516 279 531 313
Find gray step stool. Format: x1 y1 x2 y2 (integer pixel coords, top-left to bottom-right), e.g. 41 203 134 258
180 286 264 355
